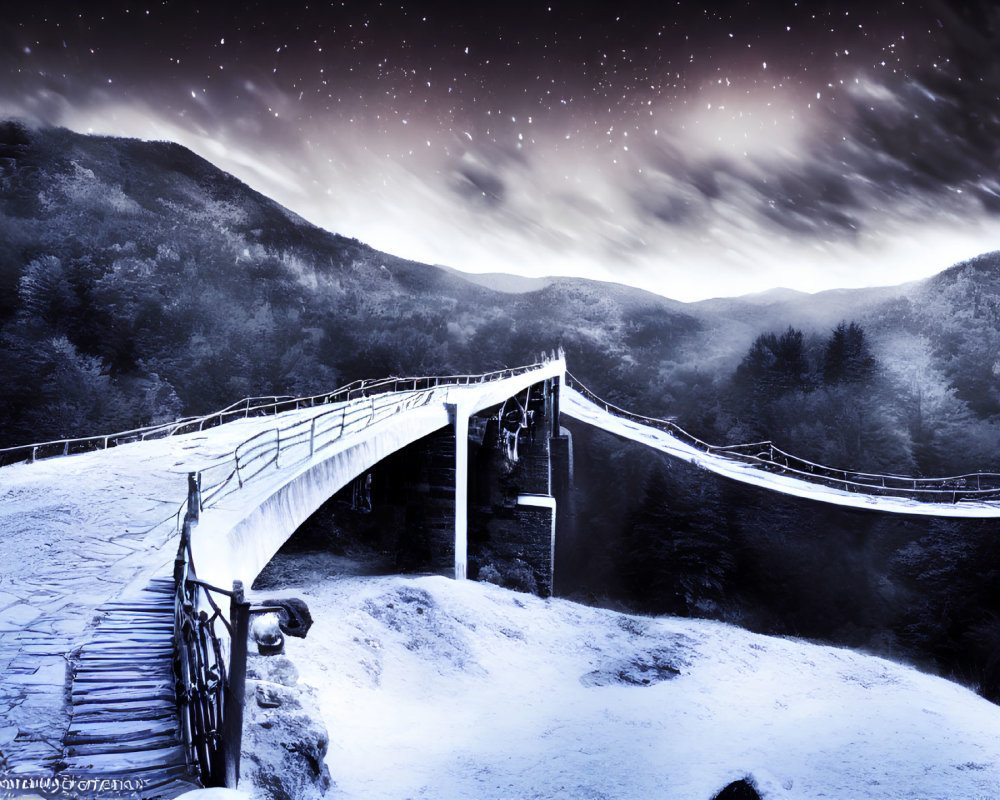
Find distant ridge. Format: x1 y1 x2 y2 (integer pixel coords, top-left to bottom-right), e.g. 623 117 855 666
437 265 556 294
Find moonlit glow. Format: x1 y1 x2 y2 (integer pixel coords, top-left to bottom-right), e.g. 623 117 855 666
3 2 999 300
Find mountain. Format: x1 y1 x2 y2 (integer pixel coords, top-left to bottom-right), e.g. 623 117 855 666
437 264 555 294
1 120 999 476
0 121 706 446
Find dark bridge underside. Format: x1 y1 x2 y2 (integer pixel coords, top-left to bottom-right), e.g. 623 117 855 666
257 379 561 596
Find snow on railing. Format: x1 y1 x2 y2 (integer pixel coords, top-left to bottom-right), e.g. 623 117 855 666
564 371 1000 504
0 361 557 468
193 389 436 515
167 359 556 523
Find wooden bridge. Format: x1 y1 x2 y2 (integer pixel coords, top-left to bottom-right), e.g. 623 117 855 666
1 356 999 797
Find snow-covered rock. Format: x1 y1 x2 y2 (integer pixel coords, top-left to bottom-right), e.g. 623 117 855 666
240 653 333 800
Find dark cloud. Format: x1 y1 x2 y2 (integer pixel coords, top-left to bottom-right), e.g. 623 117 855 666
755 168 861 238
452 163 507 207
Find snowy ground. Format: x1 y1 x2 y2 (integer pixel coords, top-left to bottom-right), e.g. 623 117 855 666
248 566 1000 800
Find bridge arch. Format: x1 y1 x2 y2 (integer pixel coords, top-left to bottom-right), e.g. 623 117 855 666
187 361 567 598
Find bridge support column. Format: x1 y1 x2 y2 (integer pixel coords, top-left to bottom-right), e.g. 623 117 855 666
549 431 573 596
447 403 469 580
545 377 561 439
515 494 556 594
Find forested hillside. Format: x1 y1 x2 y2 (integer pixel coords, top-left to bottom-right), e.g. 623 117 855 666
3 121 999 487
0 121 703 446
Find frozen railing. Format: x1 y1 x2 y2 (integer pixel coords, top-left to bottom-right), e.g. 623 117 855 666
142 361 556 532
193 388 437 516
565 371 1000 504
172 484 237 788
0 363 554 468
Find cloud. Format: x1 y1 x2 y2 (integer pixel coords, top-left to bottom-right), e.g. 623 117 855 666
5 10 1000 304
451 159 507 207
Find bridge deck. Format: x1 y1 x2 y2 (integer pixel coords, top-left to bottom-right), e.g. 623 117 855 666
562 385 1000 518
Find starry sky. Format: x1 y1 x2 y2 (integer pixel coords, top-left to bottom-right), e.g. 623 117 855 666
3 1 1000 301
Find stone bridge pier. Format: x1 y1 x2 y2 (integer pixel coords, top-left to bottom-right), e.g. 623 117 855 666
458 375 569 596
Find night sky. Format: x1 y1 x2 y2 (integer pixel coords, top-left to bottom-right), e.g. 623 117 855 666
3 1 1000 300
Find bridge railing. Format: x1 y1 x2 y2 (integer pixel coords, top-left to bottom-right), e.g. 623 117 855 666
0 362 555 468
564 371 1000 503
193 388 437 514
173 474 251 789
178 361 555 520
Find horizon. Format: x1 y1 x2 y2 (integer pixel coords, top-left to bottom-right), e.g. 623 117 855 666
7 115 991 306
2 114 992 306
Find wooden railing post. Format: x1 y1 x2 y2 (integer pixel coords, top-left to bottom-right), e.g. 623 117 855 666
187 472 201 522
223 580 251 789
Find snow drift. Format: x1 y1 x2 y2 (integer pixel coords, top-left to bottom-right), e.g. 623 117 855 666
244 571 1000 800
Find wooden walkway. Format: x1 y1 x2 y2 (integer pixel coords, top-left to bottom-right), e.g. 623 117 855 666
62 577 199 797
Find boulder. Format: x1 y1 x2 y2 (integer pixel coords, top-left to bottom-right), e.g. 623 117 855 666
247 653 300 687
712 778 762 800
241 679 332 800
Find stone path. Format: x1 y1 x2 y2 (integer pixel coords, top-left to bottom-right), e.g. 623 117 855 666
0 399 372 778
0 477 182 776
0 418 281 778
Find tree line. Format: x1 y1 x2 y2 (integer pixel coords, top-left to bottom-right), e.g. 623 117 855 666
683 319 1000 479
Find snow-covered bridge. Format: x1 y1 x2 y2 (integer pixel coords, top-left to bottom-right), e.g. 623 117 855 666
561 374 1000 518
2 356 1000 796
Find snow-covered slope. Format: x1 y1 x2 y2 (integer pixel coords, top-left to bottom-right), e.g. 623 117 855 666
251 571 1000 800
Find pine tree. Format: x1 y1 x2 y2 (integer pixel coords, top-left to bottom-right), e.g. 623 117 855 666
823 321 875 385
621 464 736 615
